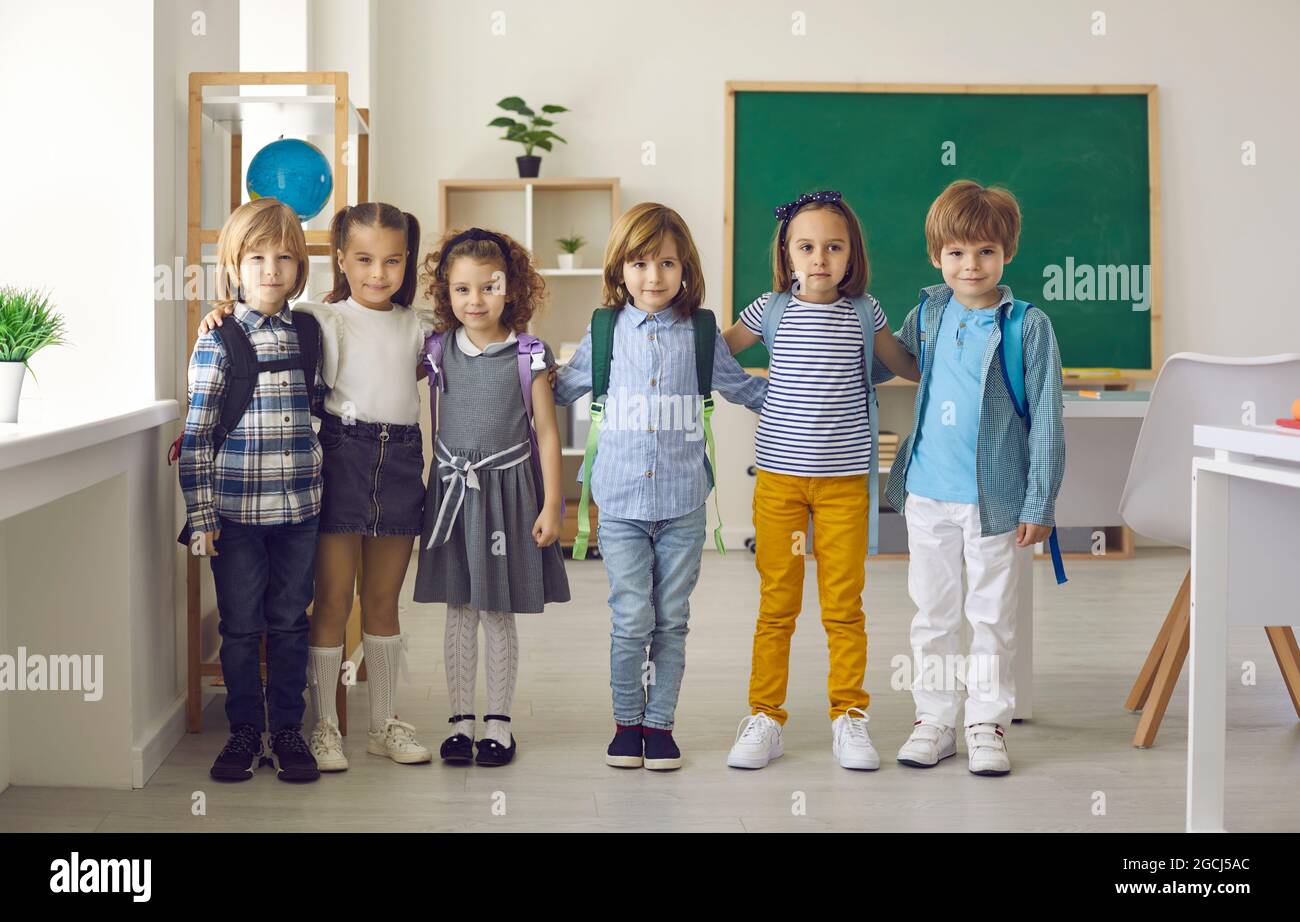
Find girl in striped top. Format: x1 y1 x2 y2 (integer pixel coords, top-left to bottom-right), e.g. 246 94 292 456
721 191 918 771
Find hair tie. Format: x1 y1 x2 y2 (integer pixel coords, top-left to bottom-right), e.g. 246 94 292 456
774 190 843 246
436 227 511 280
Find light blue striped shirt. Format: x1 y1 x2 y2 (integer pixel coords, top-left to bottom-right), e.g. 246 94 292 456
554 304 768 522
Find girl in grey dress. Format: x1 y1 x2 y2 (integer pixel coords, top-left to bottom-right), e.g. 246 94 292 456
414 227 570 767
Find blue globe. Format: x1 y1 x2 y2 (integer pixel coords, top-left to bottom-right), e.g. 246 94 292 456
246 138 333 220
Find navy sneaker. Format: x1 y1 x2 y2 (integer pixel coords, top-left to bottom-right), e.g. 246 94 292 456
210 725 263 782
268 728 321 782
605 724 644 768
642 726 682 771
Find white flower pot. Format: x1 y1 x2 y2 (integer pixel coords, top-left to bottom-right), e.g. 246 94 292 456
0 361 26 423
558 253 579 270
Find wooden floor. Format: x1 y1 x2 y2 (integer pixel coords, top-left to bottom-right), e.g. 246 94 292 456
2 548 1296 832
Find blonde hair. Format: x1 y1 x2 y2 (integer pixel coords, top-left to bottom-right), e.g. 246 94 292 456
214 199 309 310
770 197 870 298
602 203 705 316
925 180 1021 262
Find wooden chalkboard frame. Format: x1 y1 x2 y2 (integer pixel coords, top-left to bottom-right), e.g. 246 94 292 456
723 81 1161 378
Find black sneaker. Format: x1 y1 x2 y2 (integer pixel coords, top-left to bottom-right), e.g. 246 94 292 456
268 728 321 782
605 724 644 768
642 727 682 771
210 725 264 782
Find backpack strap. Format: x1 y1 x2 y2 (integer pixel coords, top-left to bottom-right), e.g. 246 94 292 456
422 330 447 437
759 290 793 356
849 296 882 557
213 320 258 454
692 309 725 555
515 333 555 515
998 299 1030 421
292 311 321 406
916 290 931 378
573 309 617 559
997 299 1067 585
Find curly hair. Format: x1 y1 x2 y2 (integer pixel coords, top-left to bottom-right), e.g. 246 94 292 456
420 228 546 332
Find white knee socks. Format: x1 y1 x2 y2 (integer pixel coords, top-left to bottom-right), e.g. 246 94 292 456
362 631 408 734
308 644 344 729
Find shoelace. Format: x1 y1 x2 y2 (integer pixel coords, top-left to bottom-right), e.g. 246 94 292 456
735 714 776 744
311 723 342 750
272 730 310 756
384 718 421 748
840 707 871 744
221 727 261 757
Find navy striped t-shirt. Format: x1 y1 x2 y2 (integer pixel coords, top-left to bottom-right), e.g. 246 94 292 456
740 291 886 477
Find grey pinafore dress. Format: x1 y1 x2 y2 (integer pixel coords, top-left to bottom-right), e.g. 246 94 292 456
413 334 571 613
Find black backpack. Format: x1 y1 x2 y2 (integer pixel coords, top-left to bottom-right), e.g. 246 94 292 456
172 312 321 546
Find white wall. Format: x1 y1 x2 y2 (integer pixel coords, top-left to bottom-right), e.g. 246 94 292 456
0 0 156 405
375 0 1300 360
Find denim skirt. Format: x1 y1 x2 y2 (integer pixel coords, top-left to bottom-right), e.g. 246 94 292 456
318 413 425 537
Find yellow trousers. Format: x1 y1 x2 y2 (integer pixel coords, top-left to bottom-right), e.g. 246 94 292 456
748 470 870 724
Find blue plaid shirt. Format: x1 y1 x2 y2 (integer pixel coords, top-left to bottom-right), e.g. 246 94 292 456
180 302 325 535
554 304 768 522
883 284 1065 535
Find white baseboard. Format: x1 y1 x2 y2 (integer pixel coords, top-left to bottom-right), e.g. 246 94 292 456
132 692 194 789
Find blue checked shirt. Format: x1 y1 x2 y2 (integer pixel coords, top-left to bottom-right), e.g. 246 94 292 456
180 302 325 535
883 284 1066 535
553 304 768 522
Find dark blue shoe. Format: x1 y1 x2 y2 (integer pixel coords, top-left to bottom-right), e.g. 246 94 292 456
642 727 682 771
475 714 516 767
269 728 321 782
605 724 644 768
210 725 263 782
440 714 475 764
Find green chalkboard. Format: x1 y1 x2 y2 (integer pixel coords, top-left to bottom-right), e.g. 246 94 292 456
729 87 1156 371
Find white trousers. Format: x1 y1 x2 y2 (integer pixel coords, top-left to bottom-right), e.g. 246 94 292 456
905 493 1021 728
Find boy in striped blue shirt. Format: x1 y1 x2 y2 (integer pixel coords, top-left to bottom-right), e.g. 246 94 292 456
886 181 1065 776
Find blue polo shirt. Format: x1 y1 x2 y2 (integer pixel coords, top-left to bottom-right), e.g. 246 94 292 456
904 294 1002 504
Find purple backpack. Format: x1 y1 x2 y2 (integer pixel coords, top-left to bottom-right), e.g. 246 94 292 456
423 330 556 512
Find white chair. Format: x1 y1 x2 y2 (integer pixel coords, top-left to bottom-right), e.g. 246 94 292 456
1118 352 1300 747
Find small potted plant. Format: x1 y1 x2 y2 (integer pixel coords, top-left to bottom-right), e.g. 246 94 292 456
0 287 68 423
556 232 587 270
489 97 568 177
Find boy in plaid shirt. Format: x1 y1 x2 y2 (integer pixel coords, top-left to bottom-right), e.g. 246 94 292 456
180 199 325 783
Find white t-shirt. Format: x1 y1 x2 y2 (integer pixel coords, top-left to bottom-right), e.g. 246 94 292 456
295 298 428 425
740 290 886 477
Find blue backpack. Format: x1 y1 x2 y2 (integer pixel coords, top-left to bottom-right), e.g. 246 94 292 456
917 295 1067 585
761 291 885 556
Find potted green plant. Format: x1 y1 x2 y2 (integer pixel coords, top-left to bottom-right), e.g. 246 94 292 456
489 97 568 178
0 287 68 423
556 232 587 270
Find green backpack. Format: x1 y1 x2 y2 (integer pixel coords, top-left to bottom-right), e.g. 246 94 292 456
573 307 726 559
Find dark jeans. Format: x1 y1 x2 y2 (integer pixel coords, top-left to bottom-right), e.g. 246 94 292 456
209 515 319 733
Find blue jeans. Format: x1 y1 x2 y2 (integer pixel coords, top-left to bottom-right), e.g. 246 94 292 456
597 504 707 730
209 515 319 733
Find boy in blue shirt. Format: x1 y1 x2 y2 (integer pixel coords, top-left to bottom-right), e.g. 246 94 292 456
884 181 1065 775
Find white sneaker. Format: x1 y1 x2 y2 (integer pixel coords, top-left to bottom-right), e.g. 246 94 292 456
367 718 433 764
896 720 957 768
965 723 1011 776
309 719 349 771
831 707 880 770
726 713 784 769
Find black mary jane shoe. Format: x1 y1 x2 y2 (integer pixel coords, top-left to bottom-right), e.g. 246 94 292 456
475 714 517 767
440 714 476 764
